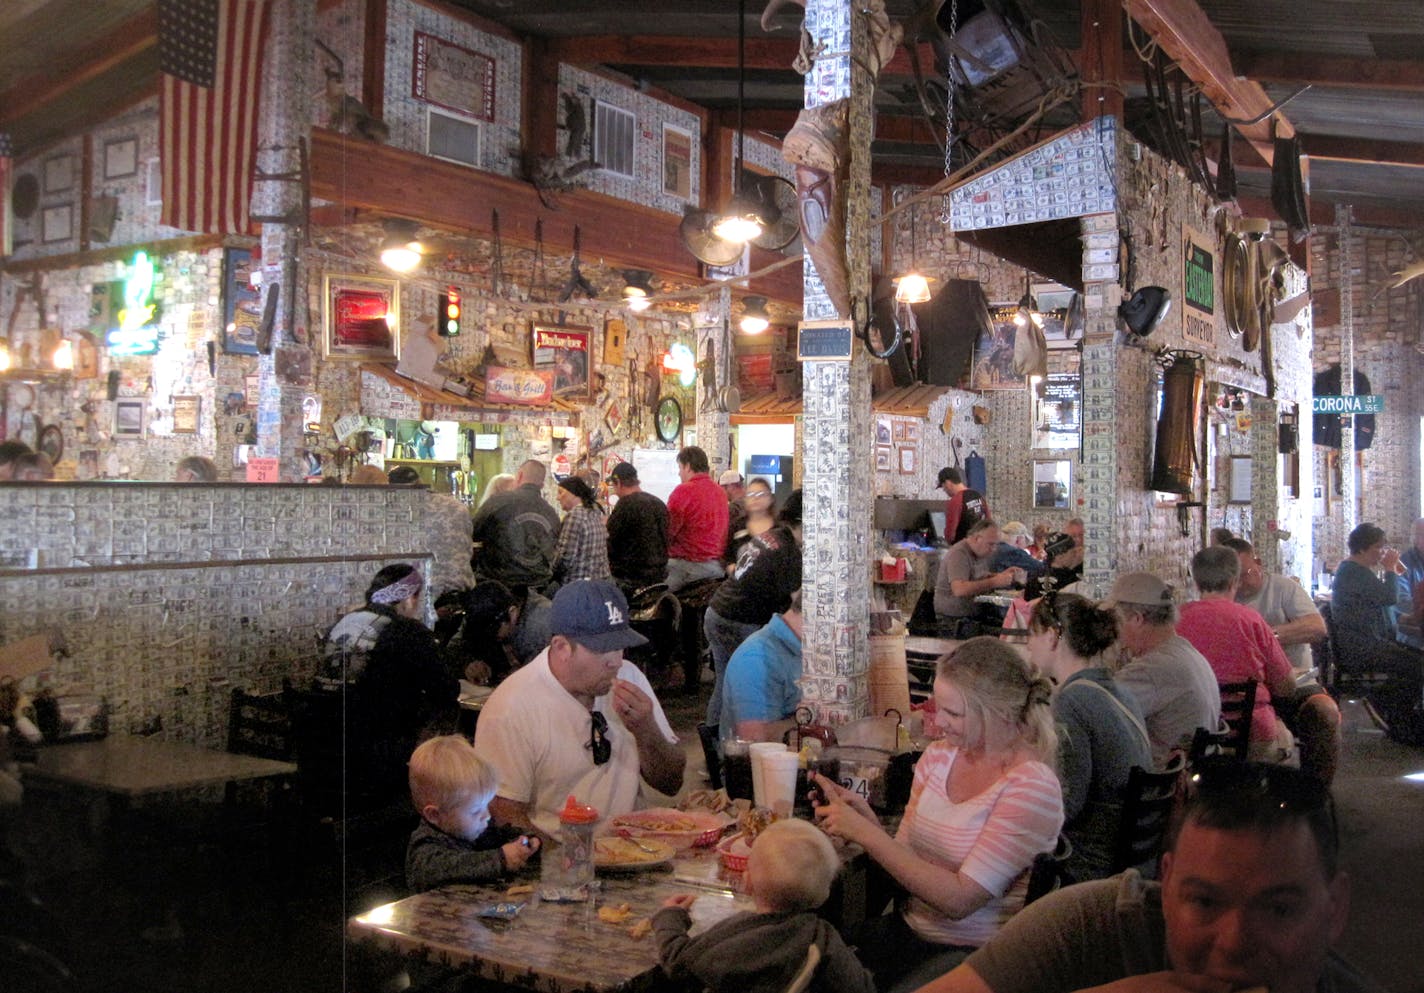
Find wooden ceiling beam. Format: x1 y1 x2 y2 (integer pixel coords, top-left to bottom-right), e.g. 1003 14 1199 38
544 34 938 77
1299 135 1424 169
308 127 801 304
1234 53 1424 93
1236 195 1424 232
0 7 156 127
1122 0 1293 167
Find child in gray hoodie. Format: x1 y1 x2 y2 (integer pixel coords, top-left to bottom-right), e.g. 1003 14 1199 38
652 819 875 993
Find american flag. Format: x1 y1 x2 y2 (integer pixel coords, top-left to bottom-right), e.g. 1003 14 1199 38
158 0 271 234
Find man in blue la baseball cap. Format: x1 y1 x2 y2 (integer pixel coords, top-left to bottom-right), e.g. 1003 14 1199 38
474 579 684 839
550 577 649 653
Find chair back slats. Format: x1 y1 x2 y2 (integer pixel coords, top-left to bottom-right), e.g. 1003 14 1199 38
1025 834 1074 905
1190 680 1257 764
227 688 293 761
1111 756 1186 876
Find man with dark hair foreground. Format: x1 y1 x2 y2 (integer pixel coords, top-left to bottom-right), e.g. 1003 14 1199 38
911 761 1384 993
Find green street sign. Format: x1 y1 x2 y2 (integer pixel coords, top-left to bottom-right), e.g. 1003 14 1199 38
1312 394 1384 414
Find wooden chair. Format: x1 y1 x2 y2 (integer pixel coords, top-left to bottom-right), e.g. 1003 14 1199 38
227 688 292 761
1025 834 1074 905
1189 680 1257 765
1319 602 1390 698
223 688 297 870
1110 756 1186 877
675 577 722 694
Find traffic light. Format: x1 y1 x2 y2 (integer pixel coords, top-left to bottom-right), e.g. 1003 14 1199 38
440 286 461 336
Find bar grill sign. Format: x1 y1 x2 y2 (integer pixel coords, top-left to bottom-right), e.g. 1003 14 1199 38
1182 226 1215 348
1312 394 1384 414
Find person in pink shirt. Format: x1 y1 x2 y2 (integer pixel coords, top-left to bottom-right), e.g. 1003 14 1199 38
664 446 730 592
1176 546 1297 763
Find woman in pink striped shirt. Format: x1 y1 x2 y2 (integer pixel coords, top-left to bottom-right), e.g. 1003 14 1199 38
812 638 1064 993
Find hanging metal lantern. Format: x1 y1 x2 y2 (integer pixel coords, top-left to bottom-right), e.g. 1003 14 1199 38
1151 351 1204 495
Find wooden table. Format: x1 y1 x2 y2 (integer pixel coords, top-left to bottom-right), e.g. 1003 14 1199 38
23 733 296 799
349 860 755 992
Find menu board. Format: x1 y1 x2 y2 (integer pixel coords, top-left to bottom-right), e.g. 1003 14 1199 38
631 447 681 504
1032 358 1081 450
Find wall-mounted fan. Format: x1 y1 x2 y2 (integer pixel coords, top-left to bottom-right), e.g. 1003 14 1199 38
679 208 744 267
745 173 800 252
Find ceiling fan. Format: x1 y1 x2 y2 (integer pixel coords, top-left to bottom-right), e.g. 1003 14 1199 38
678 207 745 267
743 171 800 253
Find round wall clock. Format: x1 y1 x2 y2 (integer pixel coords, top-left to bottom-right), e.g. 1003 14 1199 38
654 395 683 443
38 424 64 464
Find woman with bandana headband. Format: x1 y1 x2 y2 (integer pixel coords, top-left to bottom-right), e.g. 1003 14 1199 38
318 563 460 802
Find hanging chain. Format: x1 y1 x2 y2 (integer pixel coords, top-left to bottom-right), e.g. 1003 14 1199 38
939 0 960 223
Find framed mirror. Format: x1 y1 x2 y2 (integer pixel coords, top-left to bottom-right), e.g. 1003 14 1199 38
1032 459 1071 509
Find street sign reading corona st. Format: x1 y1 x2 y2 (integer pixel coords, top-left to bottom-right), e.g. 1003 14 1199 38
1312 395 1384 414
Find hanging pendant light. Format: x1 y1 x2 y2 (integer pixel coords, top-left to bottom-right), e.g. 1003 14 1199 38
622 270 655 312
894 202 933 304
739 295 771 334
1014 279 1044 328
711 0 765 244
378 218 423 273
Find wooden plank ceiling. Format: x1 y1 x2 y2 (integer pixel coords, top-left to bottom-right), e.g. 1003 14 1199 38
0 0 1421 229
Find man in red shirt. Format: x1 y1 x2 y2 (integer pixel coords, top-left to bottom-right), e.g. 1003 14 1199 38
665 446 730 592
1176 546 1298 763
938 466 991 544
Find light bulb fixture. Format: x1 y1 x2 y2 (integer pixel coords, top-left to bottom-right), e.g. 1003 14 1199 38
52 339 74 371
894 271 932 304
378 219 423 273
1014 288 1043 328
0 340 10 373
712 0 765 245
622 270 655 312
895 201 933 304
712 190 765 244
739 295 771 335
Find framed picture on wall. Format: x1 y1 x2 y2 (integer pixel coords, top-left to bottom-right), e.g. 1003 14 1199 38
971 305 1022 390
662 124 693 199
114 399 146 439
221 247 262 355
41 204 72 243
43 154 74 194
323 274 400 361
531 324 592 400
412 32 496 122
172 396 200 434
103 137 139 179
897 446 917 475
875 445 893 472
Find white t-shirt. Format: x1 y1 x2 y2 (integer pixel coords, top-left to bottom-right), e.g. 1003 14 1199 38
473 648 678 837
1238 573 1319 673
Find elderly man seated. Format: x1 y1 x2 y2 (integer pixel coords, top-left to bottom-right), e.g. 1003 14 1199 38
934 520 1017 636
912 762 1383 993
474 579 685 839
